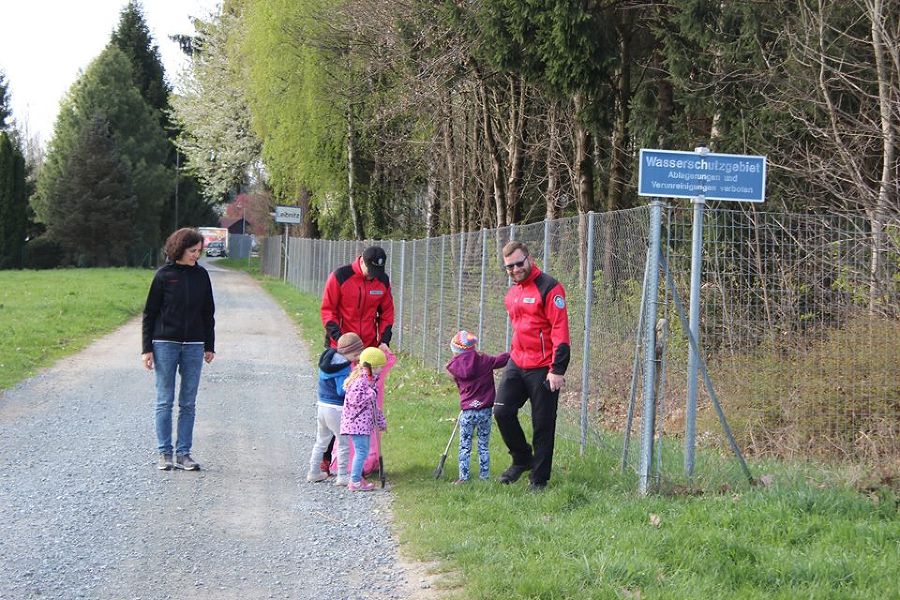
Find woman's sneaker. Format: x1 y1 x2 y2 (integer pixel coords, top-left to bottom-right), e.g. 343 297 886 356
175 454 200 471
348 479 375 492
157 453 173 470
334 476 349 487
306 471 329 483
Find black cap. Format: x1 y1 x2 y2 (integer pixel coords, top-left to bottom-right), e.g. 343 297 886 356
362 246 387 274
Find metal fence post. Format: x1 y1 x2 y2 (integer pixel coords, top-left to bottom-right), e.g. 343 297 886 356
422 237 431 364
456 233 465 332
398 240 406 351
387 239 393 279
621 248 653 472
639 200 664 496
478 228 487 343
437 235 447 366
685 197 706 478
505 224 516 351
543 217 551 273
580 211 596 455
282 224 289 283
409 241 417 358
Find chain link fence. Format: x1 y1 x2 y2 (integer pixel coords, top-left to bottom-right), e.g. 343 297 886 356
260 206 899 487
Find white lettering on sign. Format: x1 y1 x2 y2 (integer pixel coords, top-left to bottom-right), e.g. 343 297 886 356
644 155 762 174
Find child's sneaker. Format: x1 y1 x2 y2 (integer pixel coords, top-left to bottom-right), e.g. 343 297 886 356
319 458 331 476
334 476 349 487
348 479 375 492
306 471 328 483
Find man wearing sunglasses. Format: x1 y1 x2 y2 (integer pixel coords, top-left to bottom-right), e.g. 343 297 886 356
494 241 570 491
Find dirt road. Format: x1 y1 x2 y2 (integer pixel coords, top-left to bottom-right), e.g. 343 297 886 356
0 264 431 600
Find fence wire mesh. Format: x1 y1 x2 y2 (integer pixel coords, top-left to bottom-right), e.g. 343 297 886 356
260 205 899 489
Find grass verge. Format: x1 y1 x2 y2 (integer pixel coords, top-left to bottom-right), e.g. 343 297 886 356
225 263 899 600
0 268 150 391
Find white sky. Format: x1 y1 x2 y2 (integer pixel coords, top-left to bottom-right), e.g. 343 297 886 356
0 0 221 147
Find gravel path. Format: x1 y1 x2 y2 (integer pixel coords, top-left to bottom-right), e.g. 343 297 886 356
0 264 432 600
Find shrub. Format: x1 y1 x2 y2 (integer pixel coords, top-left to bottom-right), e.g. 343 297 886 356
708 315 900 463
23 237 64 270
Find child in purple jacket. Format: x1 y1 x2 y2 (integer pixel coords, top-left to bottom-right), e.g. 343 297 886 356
446 331 509 483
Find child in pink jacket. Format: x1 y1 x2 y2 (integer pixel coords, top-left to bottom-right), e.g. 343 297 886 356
341 346 390 491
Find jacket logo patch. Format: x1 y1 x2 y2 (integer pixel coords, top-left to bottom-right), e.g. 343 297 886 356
553 295 566 309
523 297 536 304
369 290 384 295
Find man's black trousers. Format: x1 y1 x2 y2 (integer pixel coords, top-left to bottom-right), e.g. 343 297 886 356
493 361 559 485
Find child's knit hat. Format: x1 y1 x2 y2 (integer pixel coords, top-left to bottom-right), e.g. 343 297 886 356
450 330 478 354
336 332 364 360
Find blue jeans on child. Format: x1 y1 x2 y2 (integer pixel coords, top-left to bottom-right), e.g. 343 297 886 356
153 341 205 456
350 434 371 483
458 407 492 480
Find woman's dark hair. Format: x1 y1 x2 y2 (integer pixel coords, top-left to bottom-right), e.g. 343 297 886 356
164 228 204 262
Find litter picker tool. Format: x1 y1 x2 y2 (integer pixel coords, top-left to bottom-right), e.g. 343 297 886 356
434 412 462 479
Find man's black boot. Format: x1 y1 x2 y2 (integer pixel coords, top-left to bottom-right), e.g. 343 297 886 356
499 463 531 484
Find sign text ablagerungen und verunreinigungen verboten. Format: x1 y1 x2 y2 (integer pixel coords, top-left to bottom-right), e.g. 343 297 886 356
643 154 762 195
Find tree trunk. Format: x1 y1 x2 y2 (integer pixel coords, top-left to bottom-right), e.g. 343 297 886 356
868 0 894 315
474 64 506 229
545 101 560 221
573 92 594 285
298 186 316 238
443 90 459 236
654 50 674 147
573 92 594 215
605 13 633 213
346 106 362 240
505 75 526 226
425 143 440 238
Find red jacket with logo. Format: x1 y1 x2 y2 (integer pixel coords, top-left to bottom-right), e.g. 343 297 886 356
320 258 394 348
505 266 570 374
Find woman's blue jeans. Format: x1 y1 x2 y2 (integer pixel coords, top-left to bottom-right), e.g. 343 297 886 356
153 341 204 456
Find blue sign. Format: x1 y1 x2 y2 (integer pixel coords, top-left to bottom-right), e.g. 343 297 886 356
638 148 766 203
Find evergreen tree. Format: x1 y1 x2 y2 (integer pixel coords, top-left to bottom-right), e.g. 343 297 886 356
45 116 138 267
112 0 217 237
0 71 10 129
110 1 170 122
33 45 171 265
0 73 28 269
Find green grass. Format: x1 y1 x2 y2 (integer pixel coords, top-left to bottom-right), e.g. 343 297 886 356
8 263 896 599
216 256 262 276
0 268 151 390
223 262 899 600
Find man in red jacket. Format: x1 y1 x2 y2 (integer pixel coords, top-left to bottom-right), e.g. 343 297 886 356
494 240 570 491
320 246 395 348
318 246 395 474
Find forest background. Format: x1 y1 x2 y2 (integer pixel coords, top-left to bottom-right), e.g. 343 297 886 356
0 0 896 272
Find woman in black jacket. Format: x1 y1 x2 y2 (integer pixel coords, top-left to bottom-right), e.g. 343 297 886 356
141 228 216 471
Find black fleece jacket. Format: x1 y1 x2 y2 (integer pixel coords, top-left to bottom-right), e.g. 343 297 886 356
141 262 216 354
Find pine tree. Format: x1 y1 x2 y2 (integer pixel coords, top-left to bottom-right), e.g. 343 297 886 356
112 0 215 235
110 1 170 122
33 45 171 265
46 116 138 267
0 71 10 129
0 73 28 268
